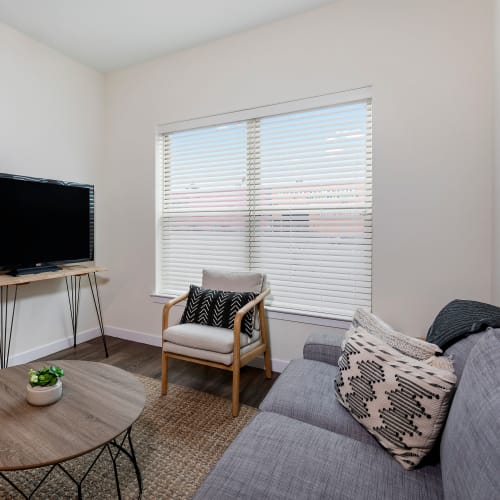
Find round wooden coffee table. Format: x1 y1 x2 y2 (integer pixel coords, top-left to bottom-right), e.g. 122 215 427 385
0 360 145 498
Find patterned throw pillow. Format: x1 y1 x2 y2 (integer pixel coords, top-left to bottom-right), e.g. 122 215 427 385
350 308 442 360
335 327 457 470
181 285 257 337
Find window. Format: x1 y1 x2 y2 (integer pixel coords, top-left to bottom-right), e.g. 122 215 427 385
157 94 372 320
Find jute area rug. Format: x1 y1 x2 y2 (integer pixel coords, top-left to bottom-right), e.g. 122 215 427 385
0 376 258 499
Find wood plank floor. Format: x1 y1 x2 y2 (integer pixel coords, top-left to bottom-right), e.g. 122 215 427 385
39 336 279 408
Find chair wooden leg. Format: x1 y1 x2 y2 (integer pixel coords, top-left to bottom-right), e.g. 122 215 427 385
232 367 240 417
258 300 272 379
161 351 168 395
264 347 272 379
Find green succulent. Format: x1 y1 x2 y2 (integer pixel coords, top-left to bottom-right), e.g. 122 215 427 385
29 366 64 387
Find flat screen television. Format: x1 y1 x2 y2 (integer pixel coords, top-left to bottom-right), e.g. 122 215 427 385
0 173 94 275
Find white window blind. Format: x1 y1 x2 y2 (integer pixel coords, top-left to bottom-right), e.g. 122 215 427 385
158 97 372 320
159 122 249 293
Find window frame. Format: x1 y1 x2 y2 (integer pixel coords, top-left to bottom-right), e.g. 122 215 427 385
154 87 373 324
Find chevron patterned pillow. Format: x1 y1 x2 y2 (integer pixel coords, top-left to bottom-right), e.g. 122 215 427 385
181 285 257 337
335 327 457 470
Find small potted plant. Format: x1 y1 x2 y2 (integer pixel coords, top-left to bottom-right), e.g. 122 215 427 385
26 365 64 406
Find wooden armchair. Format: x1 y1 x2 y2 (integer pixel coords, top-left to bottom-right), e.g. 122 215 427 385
161 270 272 417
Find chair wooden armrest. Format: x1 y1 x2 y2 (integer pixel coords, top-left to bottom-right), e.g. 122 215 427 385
234 288 270 329
233 288 271 352
162 292 189 331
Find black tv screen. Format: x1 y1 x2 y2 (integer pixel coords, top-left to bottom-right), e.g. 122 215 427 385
0 174 94 272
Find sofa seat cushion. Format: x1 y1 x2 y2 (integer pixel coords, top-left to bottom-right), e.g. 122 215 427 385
259 359 378 447
194 412 443 500
164 323 258 353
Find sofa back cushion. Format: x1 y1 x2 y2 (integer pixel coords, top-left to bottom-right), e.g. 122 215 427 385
443 329 488 382
440 329 500 499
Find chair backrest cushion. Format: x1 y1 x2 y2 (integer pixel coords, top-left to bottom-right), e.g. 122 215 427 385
202 269 264 294
440 329 500 499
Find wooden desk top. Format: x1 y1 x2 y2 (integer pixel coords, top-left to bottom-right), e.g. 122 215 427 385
0 360 145 471
0 264 106 287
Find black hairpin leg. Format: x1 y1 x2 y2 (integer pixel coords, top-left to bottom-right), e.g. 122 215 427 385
88 272 109 357
65 275 81 349
0 285 18 369
65 273 108 357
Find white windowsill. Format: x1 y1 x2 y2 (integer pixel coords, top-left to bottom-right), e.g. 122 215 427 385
150 293 351 329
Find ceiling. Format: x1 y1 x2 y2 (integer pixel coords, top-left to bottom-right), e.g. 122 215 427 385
0 0 334 72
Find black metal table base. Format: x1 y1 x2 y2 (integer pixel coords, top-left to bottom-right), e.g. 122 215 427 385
0 427 141 499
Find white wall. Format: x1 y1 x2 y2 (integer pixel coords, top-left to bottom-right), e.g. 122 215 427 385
0 22 104 361
495 0 500 304
101 0 493 364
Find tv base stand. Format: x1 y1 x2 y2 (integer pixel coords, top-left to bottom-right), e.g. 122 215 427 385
8 265 61 276
0 264 109 368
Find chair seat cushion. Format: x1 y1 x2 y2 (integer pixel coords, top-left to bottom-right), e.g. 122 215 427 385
164 323 257 354
260 358 379 447
194 412 444 500
164 339 262 366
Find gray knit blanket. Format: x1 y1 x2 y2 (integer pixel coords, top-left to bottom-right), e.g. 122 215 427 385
427 299 500 349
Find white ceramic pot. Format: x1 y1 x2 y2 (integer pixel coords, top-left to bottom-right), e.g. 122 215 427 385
26 379 63 406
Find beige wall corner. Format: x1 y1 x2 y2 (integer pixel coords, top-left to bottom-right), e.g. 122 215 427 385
0 22 104 359
494 0 500 305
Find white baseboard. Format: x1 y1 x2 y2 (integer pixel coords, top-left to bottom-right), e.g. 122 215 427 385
106 325 290 373
105 325 162 347
8 328 101 366
247 356 289 373
8 325 291 374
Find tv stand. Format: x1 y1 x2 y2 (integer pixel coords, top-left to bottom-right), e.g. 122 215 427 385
0 264 109 368
8 265 61 276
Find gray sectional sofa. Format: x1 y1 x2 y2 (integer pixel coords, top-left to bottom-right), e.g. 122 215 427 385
195 328 500 499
